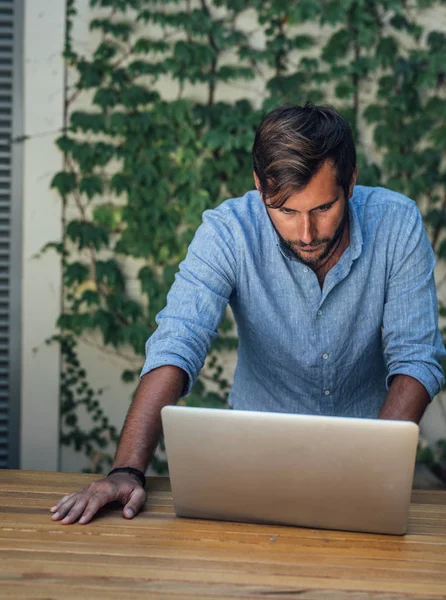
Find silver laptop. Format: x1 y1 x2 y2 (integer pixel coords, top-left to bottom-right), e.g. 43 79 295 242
161 406 419 535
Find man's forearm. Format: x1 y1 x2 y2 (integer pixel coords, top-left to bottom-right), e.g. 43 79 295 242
378 374 430 424
112 365 188 472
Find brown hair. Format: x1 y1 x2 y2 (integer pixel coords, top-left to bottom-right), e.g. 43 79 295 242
252 103 356 207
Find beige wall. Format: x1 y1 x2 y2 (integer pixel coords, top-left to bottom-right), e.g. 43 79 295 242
20 1 446 473
20 0 65 470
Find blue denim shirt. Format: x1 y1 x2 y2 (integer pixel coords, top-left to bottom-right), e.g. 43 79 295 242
141 186 446 418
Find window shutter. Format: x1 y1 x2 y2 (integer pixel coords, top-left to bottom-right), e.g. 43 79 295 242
1 0 22 469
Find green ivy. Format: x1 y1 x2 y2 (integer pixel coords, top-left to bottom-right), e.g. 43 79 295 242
48 0 445 477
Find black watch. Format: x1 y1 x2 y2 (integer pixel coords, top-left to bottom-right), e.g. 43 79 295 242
107 467 146 489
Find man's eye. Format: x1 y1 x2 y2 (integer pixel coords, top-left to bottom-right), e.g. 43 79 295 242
317 204 332 212
279 208 294 215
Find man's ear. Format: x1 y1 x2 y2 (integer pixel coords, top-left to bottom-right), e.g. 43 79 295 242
253 171 261 193
348 166 358 199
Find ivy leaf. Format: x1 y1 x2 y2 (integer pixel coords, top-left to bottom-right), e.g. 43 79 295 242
290 34 314 50
70 111 106 133
376 37 398 69
424 208 446 229
93 204 122 230
429 125 446 150
132 37 169 54
79 175 104 199
121 85 157 108
93 41 118 61
65 262 89 287
122 369 136 383
56 135 75 153
95 259 125 292
322 29 351 63
36 241 66 258
436 240 446 260
51 171 77 196
93 88 119 109
66 220 109 251
80 290 100 307
110 173 132 195
427 31 446 52
77 59 106 89
92 309 123 346
363 104 383 123
335 81 354 99
90 19 133 41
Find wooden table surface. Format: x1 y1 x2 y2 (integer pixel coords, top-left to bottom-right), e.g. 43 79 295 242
0 470 445 600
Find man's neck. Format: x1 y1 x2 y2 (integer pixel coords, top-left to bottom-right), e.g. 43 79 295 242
313 218 350 288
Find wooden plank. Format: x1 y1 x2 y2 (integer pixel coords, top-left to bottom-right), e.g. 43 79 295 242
1 503 446 542
1 494 445 529
0 565 446 597
0 531 445 568
0 547 445 580
0 591 443 600
411 490 446 506
1 514 446 554
3 506 446 543
2 580 444 600
0 471 170 492
1 552 445 585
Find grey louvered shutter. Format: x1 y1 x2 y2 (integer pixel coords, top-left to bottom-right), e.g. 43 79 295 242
0 0 22 469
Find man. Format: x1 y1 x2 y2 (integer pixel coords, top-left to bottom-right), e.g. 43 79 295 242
50 103 445 525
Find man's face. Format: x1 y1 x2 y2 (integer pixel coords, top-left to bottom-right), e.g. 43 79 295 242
256 161 356 268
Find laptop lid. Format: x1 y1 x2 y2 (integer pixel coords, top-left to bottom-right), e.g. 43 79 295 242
161 406 419 535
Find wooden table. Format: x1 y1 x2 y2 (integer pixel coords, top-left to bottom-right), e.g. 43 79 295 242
0 471 445 599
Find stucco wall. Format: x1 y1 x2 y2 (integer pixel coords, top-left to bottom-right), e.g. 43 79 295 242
20 0 65 470
20 1 446 473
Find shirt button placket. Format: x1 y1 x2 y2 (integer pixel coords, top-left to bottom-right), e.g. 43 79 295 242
316 307 332 408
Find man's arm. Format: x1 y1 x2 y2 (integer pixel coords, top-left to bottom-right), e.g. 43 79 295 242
50 365 187 525
112 365 188 472
382 203 445 411
378 374 430 423
51 206 238 525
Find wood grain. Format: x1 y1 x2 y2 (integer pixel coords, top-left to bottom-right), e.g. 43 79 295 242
0 471 445 600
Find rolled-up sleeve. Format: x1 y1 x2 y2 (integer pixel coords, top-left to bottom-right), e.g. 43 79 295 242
383 203 446 399
140 207 237 396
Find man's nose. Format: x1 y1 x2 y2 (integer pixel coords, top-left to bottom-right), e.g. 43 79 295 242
298 215 314 245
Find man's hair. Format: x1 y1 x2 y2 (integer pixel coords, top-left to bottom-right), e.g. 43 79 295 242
252 103 357 207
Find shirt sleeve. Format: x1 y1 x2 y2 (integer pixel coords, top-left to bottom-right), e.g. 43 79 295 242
140 207 237 396
382 202 446 400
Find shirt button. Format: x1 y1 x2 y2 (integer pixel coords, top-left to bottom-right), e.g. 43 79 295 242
324 389 330 396
317 309 323 316
303 267 309 273
322 353 329 360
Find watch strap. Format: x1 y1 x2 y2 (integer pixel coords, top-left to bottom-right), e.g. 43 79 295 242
107 466 146 489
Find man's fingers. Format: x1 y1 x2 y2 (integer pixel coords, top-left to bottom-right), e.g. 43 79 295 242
50 493 74 512
51 496 78 521
123 487 147 519
60 499 89 525
77 495 110 525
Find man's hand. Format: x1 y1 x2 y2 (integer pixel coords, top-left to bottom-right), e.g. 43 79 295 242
49 366 187 525
49 472 147 525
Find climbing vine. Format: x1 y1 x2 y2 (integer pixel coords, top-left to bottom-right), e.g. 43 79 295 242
48 0 446 476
